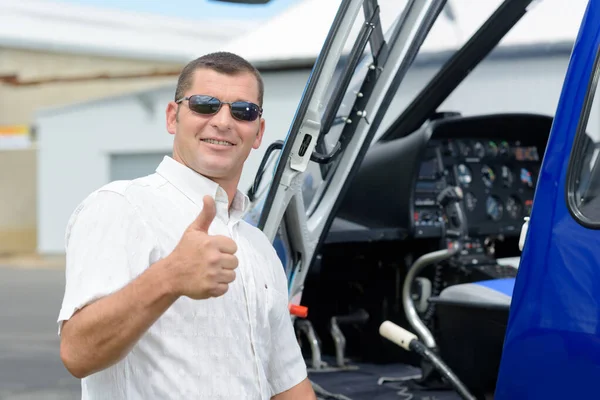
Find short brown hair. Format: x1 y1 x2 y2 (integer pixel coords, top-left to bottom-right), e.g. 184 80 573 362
174 51 264 107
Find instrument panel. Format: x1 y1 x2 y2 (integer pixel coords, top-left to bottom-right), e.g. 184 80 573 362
335 113 550 243
414 137 541 238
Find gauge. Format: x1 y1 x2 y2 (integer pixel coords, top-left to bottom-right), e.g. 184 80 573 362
443 140 456 156
465 192 477 211
457 141 471 157
486 196 503 221
481 165 495 188
501 165 513 187
499 140 510 156
520 168 533 188
487 141 498 157
505 196 522 219
474 141 485 158
456 164 472 186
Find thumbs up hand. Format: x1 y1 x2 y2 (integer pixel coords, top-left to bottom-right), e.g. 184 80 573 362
168 195 239 300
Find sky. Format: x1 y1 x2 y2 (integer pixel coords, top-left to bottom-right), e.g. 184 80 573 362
51 0 299 21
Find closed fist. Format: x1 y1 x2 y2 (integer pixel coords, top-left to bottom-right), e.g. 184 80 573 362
169 195 239 300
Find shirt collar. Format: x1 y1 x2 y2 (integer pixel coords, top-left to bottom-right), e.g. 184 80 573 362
155 156 250 222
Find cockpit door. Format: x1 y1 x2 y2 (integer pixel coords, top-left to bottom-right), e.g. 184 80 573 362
251 0 448 306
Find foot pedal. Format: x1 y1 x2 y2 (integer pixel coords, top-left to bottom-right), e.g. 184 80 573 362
295 319 327 371
329 309 369 369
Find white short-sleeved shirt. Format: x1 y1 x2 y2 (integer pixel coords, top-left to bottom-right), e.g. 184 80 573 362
57 156 307 400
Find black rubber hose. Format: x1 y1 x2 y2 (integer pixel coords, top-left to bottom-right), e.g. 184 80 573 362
409 340 477 400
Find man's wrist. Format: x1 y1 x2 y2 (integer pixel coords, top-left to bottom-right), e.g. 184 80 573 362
149 256 182 301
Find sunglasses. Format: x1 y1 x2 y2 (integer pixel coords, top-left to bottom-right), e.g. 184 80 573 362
176 95 263 122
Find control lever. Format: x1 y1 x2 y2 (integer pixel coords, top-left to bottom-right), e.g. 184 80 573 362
295 319 327 370
436 186 467 239
330 309 369 368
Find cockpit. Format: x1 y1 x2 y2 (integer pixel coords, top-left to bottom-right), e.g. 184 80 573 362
244 0 572 398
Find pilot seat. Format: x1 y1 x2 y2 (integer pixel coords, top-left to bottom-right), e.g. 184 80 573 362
429 277 515 395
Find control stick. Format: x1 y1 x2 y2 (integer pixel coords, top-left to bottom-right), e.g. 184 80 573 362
436 186 467 240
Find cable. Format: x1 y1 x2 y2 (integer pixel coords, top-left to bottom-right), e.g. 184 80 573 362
379 321 477 400
410 340 476 400
421 262 443 326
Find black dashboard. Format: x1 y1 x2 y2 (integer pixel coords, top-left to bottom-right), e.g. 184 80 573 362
333 113 551 242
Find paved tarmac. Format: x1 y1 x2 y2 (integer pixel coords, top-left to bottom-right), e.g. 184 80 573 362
0 265 81 399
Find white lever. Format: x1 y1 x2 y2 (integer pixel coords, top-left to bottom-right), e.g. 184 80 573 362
519 216 530 251
379 321 417 351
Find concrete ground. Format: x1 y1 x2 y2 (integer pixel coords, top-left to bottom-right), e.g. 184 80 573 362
0 258 81 400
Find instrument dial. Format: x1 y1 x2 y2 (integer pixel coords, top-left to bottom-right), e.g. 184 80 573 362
499 140 510 156
458 141 471 157
520 168 533 188
486 196 503 221
487 141 498 157
456 164 472 186
501 165 513 187
506 196 522 219
474 142 485 158
481 165 495 188
465 192 477 211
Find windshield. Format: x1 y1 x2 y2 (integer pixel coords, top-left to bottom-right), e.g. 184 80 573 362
374 0 505 139
375 0 587 139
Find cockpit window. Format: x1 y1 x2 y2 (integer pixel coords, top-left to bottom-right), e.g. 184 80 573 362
566 45 600 227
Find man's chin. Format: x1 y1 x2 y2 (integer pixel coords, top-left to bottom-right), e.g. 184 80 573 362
193 162 235 180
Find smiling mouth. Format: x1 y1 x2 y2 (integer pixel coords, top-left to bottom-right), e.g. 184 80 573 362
201 138 235 146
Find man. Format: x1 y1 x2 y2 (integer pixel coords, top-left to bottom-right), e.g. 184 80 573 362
58 52 317 400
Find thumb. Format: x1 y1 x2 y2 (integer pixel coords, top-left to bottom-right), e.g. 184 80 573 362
191 195 216 232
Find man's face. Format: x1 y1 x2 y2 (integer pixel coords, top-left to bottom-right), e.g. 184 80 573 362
166 68 265 184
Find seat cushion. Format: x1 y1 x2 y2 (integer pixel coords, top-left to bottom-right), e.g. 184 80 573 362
438 278 515 307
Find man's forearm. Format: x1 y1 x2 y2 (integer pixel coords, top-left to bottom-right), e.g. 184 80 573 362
271 378 317 400
60 258 179 378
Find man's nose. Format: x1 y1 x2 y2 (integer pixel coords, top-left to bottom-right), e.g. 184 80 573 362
210 104 234 129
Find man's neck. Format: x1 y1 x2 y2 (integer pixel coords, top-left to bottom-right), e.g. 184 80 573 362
171 154 240 210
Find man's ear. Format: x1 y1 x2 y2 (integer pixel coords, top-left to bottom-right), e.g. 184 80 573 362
166 102 179 135
253 118 266 149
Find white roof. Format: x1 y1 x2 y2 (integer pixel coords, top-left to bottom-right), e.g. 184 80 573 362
224 0 589 67
0 0 256 63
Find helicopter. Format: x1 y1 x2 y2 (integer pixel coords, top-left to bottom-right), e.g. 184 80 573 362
217 0 600 399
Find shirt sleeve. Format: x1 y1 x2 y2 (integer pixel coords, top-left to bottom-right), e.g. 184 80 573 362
264 244 308 395
57 188 158 335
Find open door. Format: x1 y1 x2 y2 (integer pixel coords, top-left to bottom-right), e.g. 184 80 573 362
248 0 449 307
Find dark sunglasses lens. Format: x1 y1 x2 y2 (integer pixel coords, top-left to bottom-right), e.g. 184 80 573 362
189 96 220 114
231 102 260 121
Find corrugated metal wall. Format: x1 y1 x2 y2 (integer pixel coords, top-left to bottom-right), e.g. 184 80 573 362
0 47 183 125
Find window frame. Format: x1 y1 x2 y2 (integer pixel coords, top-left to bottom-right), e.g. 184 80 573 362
566 44 600 229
